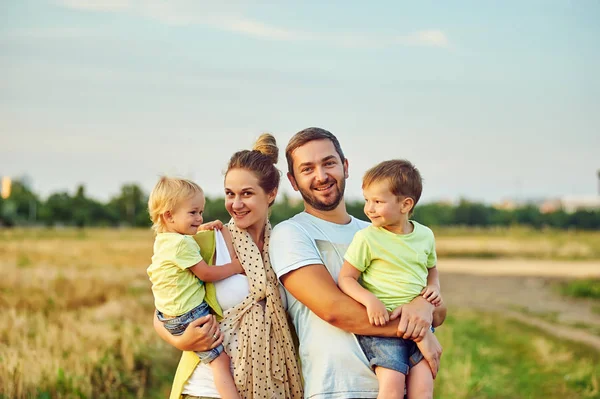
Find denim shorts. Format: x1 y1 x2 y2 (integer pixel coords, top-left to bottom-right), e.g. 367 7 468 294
156 301 223 364
357 335 424 375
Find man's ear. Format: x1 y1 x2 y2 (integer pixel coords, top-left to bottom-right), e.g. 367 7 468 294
287 172 299 192
401 197 415 214
343 158 349 179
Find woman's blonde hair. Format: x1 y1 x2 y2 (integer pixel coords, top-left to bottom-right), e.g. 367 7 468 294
148 176 203 233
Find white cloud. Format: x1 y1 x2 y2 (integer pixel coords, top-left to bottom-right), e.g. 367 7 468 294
57 0 131 12
406 30 449 47
53 0 449 48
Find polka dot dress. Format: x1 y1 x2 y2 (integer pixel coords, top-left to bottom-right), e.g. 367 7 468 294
220 220 303 399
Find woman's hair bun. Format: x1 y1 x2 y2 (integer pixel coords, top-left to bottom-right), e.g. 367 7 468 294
252 133 278 164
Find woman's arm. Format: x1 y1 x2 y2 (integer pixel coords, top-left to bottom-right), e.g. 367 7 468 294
153 312 223 352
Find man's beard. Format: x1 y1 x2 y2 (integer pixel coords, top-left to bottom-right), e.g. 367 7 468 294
298 178 346 212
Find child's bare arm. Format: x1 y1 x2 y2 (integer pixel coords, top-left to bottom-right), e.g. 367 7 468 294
189 258 243 282
422 266 442 306
197 220 224 231
338 261 389 326
221 228 239 264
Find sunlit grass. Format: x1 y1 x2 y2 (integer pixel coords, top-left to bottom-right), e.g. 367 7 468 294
0 228 599 398
435 309 600 398
0 227 178 399
558 279 600 300
433 226 600 260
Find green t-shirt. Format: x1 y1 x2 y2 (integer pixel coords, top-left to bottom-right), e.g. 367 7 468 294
147 233 205 316
344 221 437 311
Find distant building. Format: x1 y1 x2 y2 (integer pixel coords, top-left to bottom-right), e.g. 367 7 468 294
1 176 11 199
539 196 600 214
493 199 518 211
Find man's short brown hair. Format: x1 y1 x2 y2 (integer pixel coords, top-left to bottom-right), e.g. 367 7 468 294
285 127 345 177
362 159 423 210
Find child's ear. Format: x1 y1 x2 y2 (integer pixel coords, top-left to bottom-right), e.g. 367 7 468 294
401 197 414 214
164 210 174 223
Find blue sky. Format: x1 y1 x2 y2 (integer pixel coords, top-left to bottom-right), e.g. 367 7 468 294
1 1 599 203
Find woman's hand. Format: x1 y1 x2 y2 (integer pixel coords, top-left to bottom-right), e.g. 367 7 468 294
153 313 223 352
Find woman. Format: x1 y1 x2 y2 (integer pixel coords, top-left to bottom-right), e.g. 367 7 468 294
154 134 303 399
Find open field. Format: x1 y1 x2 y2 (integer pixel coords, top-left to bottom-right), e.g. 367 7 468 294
0 228 599 398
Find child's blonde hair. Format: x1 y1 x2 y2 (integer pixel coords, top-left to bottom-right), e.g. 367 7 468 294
148 176 204 233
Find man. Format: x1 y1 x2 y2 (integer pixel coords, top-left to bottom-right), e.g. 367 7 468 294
269 127 445 399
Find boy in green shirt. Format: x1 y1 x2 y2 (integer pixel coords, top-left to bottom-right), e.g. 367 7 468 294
147 177 243 399
339 160 442 399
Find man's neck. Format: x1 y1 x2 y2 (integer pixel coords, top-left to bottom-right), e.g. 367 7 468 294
304 202 352 225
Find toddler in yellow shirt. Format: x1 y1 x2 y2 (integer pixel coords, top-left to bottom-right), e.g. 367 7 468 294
147 177 243 399
339 160 442 399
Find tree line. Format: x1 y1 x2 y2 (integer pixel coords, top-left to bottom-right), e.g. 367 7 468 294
1 180 599 230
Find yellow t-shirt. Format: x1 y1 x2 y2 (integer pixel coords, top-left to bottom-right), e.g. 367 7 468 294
147 233 205 316
344 221 437 311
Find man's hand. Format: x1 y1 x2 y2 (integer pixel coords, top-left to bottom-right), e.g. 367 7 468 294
389 296 434 341
416 329 443 379
365 297 389 326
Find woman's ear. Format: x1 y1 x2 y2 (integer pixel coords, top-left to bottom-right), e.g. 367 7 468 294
268 188 278 206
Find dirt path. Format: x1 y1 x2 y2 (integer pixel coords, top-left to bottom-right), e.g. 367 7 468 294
439 259 600 351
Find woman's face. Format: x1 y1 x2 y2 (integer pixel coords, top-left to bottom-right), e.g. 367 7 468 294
224 168 276 230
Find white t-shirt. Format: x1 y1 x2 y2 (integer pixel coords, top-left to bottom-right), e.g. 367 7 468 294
182 230 286 397
269 212 378 399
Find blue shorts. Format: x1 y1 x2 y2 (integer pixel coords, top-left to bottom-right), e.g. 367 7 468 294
157 301 223 364
357 335 424 375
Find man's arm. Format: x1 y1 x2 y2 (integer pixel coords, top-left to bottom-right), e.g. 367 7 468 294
152 312 223 352
281 264 414 337
433 302 447 328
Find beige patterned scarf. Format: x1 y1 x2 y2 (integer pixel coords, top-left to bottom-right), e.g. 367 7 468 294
220 220 303 399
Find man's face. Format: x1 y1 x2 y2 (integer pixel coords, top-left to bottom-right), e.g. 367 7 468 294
288 139 348 212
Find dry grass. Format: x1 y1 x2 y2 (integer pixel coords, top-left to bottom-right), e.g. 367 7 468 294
0 228 178 399
1 227 598 398
433 227 600 260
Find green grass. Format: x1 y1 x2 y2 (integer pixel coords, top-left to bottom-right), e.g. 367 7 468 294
559 279 600 300
435 309 600 399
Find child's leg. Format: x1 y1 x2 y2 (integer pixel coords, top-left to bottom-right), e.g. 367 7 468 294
375 366 406 399
209 352 241 399
406 359 433 399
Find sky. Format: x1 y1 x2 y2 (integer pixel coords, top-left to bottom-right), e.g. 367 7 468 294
1 0 599 204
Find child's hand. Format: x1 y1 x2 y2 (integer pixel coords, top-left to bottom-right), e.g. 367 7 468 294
365 297 389 326
421 285 443 307
231 257 245 275
197 220 224 231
